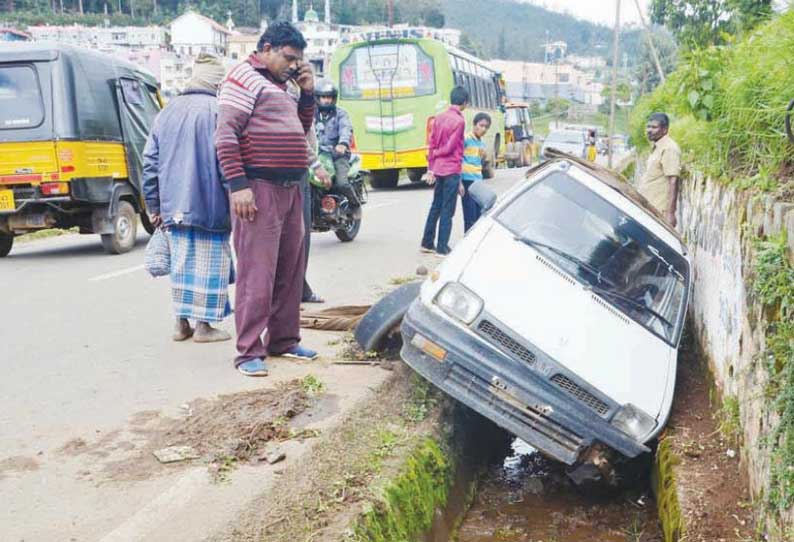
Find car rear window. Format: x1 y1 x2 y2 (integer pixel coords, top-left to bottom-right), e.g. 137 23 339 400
0 65 44 129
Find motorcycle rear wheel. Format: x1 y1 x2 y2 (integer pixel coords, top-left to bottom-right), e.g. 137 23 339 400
335 215 361 242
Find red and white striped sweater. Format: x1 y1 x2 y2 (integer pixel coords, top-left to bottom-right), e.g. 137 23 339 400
215 54 315 192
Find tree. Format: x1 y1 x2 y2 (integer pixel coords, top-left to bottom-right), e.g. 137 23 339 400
633 27 677 93
496 28 507 59
650 0 772 49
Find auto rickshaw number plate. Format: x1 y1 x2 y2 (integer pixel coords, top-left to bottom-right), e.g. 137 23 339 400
0 190 15 212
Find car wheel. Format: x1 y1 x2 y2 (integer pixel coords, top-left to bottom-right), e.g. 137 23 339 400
0 232 13 257
101 201 138 255
354 281 422 352
368 170 400 189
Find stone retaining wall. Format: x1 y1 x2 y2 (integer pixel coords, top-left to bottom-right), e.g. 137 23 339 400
678 173 794 535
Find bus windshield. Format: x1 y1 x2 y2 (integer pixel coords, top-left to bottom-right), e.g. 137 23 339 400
340 43 435 100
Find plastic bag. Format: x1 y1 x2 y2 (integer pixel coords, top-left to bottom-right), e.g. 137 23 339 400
144 227 170 277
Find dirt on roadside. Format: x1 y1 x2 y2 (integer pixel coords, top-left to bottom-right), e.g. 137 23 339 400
57 380 315 483
664 340 755 541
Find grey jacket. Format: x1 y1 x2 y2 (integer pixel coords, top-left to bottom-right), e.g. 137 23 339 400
142 89 230 232
315 106 353 154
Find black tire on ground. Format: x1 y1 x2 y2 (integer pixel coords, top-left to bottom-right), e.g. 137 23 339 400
0 232 13 257
354 281 422 353
493 133 502 163
519 141 531 167
100 201 138 255
335 216 361 242
369 169 400 189
140 211 156 235
406 167 427 183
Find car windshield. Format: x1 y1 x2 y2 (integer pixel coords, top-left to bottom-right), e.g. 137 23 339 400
0 65 44 129
497 170 689 345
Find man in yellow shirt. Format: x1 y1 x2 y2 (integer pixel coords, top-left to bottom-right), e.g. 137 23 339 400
638 113 682 227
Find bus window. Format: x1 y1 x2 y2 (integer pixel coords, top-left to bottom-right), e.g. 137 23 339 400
340 43 436 100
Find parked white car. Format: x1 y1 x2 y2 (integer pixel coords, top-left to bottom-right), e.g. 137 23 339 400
399 154 691 466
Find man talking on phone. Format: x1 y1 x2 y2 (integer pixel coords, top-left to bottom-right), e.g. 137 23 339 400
215 21 318 376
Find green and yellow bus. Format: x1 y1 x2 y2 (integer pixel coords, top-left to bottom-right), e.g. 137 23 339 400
329 37 505 189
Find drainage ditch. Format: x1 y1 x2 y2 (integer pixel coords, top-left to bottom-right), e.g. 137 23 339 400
451 438 662 542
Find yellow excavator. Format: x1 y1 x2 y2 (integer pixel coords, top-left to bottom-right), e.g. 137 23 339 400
502 102 535 168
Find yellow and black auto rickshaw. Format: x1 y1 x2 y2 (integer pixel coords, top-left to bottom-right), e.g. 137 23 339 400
0 42 162 256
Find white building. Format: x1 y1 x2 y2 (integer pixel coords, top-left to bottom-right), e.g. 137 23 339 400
489 59 604 106
28 24 166 51
170 9 230 56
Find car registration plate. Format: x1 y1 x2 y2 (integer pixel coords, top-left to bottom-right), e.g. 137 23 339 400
0 189 15 212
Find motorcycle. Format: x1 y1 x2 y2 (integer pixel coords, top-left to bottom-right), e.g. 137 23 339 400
308 152 368 242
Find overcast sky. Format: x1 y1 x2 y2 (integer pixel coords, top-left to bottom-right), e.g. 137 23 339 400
524 0 792 26
524 0 652 27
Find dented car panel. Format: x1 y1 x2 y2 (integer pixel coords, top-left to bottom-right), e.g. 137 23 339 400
399 158 691 465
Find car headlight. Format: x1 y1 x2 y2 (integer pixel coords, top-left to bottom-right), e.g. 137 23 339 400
434 282 483 325
610 404 657 442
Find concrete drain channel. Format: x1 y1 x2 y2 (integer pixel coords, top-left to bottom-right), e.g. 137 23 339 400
420 406 662 542
450 439 660 542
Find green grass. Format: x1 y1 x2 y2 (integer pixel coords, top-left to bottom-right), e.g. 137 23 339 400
630 11 794 192
16 227 78 244
301 374 326 396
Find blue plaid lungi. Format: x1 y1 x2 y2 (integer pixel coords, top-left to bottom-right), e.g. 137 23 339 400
168 226 234 322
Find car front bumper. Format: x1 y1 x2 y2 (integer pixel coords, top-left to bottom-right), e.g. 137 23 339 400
400 301 649 465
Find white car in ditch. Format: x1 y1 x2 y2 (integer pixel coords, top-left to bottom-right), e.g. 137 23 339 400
399 154 691 466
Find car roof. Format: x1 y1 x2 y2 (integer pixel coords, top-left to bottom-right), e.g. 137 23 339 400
536 148 685 246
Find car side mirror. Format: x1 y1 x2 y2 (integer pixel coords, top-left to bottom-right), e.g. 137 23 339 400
468 182 497 212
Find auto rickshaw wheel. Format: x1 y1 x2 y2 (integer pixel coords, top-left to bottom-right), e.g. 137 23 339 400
0 232 13 257
140 212 156 235
101 201 138 255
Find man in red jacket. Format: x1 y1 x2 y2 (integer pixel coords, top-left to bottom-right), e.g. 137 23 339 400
420 86 469 256
215 21 317 376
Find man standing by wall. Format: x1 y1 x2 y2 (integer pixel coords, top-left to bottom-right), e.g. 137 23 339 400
638 112 682 228
420 86 469 256
215 21 318 377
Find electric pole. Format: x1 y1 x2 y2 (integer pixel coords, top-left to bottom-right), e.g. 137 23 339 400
633 0 665 83
387 0 394 27
608 0 621 169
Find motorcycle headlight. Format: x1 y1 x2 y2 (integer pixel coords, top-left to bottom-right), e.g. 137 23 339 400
610 404 657 442
434 282 483 325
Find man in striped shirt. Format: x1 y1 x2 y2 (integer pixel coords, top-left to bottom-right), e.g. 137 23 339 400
215 21 318 376
461 112 491 232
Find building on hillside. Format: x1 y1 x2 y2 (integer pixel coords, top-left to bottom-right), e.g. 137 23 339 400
228 31 259 61
489 59 604 107
27 24 165 50
170 9 230 56
567 54 607 71
0 28 31 41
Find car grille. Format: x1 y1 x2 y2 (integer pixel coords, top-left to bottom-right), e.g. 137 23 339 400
551 374 610 416
477 320 536 366
447 364 584 457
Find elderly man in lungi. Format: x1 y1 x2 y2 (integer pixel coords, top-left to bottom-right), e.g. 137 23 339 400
143 53 234 343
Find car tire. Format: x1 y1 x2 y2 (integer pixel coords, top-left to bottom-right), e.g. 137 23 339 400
100 201 137 255
0 232 13 257
354 281 422 352
368 170 399 189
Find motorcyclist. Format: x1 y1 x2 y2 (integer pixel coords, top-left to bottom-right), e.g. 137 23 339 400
314 79 358 207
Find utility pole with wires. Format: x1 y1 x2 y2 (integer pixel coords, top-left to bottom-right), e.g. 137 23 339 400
633 0 665 83
386 0 394 27
608 0 621 169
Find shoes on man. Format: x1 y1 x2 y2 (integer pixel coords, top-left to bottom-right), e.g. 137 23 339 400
173 318 194 342
237 358 269 377
278 344 319 361
193 322 231 343
434 248 451 258
419 245 435 254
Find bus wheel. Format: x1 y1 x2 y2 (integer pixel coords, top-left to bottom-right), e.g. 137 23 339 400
101 201 138 255
369 170 399 189
0 232 13 257
406 168 427 184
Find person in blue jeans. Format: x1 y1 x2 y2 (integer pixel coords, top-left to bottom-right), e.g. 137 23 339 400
461 112 491 232
420 86 469 256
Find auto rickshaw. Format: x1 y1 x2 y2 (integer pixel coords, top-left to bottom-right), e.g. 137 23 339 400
0 42 162 256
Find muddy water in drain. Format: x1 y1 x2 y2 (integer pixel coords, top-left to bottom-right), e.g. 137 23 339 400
455 440 662 542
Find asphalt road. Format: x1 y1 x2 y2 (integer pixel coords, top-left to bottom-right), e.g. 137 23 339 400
0 168 525 542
